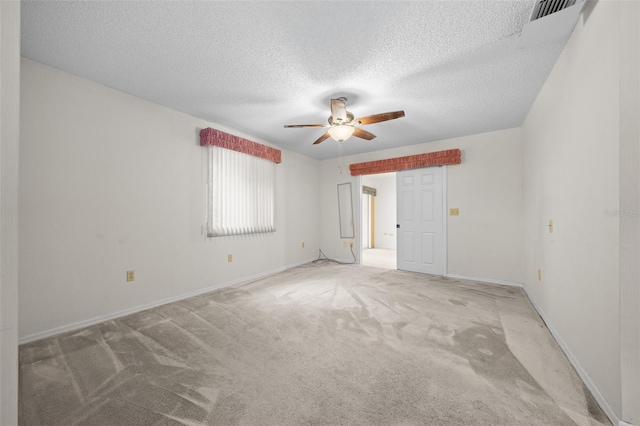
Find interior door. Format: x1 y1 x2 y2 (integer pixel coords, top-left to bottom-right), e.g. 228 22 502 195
397 167 444 275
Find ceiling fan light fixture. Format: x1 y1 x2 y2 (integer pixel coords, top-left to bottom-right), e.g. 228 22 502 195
283 98 404 145
328 125 355 142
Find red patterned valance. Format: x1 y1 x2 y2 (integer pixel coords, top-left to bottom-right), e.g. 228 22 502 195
200 128 282 164
349 149 461 176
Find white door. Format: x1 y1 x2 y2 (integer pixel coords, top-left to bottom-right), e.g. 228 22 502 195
397 167 444 275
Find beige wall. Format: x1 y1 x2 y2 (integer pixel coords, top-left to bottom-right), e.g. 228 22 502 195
320 127 523 284
619 1 640 424
0 1 20 424
0 1 20 426
19 59 321 340
522 0 625 421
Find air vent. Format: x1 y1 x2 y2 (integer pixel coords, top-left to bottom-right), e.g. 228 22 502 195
530 0 577 21
518 0 587 48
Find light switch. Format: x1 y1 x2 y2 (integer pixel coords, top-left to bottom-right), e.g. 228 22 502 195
548 220 553 233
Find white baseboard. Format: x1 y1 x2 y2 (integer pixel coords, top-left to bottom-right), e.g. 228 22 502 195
18 258 316 345
445 273 523 288
521 285 625 426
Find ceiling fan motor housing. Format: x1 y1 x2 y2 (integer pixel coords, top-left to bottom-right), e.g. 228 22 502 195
329 112 355 126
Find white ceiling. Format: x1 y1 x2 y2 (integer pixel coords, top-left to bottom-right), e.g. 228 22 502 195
21 1 573 160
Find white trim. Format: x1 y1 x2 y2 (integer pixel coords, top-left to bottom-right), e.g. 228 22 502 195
445 273 523 288
18 258 316 345
441 165 448 276
521 285 625 426
356 175 362 265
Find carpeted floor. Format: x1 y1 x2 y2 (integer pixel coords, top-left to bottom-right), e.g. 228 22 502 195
361 248 396 270
19 262 610 425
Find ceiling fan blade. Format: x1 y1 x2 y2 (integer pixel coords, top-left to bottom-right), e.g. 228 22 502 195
330 98 348 123
356 110 405 126
312 132 331 145
352 127 376 140
284 124 329 128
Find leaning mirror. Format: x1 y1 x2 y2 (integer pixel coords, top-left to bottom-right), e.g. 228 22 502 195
337 183 355 239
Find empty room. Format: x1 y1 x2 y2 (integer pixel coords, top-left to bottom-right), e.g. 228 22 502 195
1 0 638 425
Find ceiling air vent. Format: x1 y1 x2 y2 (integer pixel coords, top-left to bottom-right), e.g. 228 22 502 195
518 0 587 48
530 0 577 21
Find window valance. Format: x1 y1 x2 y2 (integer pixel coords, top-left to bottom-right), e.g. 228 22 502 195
200 127 282 164
349 149 461 176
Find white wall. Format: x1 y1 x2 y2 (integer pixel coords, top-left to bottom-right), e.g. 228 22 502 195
619 1 640 423
522 0 624 420
362 172 396 250
1 2 20 424
320 128 523 284
19 59 320 339
318 161 357 262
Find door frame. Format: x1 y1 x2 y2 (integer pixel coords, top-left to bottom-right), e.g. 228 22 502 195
441 166 448 276
361 192 371 249
356 175 363 263
357 167 447 274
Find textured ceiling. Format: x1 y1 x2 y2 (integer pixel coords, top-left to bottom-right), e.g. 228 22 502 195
21 1 573 160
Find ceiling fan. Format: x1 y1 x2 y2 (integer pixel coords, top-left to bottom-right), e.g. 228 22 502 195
284 97 405 145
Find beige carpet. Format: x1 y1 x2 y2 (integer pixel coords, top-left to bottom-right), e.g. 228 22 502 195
361 248 396 270
20 262 610 425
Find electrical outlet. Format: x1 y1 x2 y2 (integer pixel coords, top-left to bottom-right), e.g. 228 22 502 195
301 242 305 248
126 270 135 282
537 269 542 282
228 254 233 262
350 242 354 247
343 241 347 247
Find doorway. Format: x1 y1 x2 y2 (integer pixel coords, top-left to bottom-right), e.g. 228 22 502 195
360 172 397 269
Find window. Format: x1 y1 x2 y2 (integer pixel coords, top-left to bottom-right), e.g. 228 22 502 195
206 145 275 237
200 127 281 237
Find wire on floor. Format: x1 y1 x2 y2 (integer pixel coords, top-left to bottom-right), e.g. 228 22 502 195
312 246 357 265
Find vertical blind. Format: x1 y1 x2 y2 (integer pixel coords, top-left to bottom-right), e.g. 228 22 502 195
206 145 275 237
